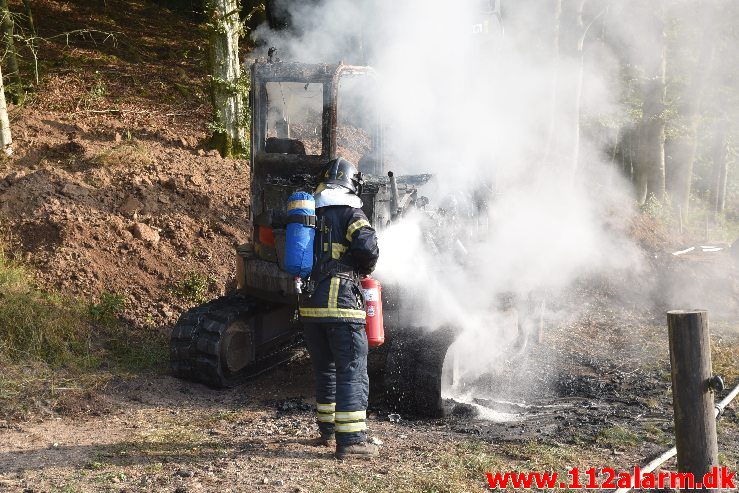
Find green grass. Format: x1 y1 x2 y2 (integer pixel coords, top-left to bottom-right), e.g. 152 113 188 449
682 196 739 243
173 270 211 305
712 336 739 385
500 440 580 469
718 419 739 469
90 140 156 170
0 248 93 367
635 191 739 244
95 423 227 466
595 425 641 450
643 422 673 446
320 439 587 493
0 245 167 419
89 292 126 326
326 440 510 493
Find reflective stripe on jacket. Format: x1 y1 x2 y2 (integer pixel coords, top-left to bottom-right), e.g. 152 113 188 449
299 205 379 323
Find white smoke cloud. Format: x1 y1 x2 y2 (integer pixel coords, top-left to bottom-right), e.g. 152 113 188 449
254 0 666 406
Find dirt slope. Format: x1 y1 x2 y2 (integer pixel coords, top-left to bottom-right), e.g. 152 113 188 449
1 0 250 328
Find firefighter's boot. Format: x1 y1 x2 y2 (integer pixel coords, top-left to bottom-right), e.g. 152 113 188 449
335 441 379 459
306 433 335 447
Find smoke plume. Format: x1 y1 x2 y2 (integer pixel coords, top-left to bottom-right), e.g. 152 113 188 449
253 0 735 409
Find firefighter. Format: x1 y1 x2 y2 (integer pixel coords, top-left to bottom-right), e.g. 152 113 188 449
300 157 380 459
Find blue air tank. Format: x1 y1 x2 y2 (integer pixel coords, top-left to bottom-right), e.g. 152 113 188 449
284 192 316 279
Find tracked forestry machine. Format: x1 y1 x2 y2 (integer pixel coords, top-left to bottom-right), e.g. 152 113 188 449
170 57 474 417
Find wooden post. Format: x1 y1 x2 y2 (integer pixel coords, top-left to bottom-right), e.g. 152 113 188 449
667 310 719 492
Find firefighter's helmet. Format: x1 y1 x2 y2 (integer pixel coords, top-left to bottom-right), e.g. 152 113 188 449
318 157 363 195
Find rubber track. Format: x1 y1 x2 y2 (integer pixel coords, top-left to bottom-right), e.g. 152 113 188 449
169 293 261 388
384 326 460 418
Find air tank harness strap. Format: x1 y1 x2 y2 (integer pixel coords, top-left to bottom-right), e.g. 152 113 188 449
301 265 357 298
316 260 358 283
286 214 317 227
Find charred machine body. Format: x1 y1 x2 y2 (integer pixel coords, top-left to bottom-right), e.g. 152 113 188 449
170 58 497 417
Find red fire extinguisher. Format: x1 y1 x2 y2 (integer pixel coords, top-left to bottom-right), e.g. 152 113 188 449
361 276 385 347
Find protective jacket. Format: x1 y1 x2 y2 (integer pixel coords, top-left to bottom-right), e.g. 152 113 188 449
299 205 379 323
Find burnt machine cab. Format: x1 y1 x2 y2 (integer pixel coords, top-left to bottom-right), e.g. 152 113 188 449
250 61 382 176
237 60 388 302
171 58 470 418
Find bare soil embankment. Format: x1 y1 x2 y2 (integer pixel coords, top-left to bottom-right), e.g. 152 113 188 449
1 0 252 329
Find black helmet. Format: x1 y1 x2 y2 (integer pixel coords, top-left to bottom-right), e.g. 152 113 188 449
319 157 363 195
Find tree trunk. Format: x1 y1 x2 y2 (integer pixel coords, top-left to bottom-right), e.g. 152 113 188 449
634 121 649 204
618 125 637 184
21 0 34 36
542 0 562 164
21 0 38 84
207 0 248 157
716 153 728 215
626 127 636 182
571 0 586 175
0 63 13 156
0 0 22 88
712 127 729 214
673 34 717 218
636 5 666 204
572 1 610 176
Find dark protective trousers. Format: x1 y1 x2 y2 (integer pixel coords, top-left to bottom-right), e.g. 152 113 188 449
303 322 369 446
